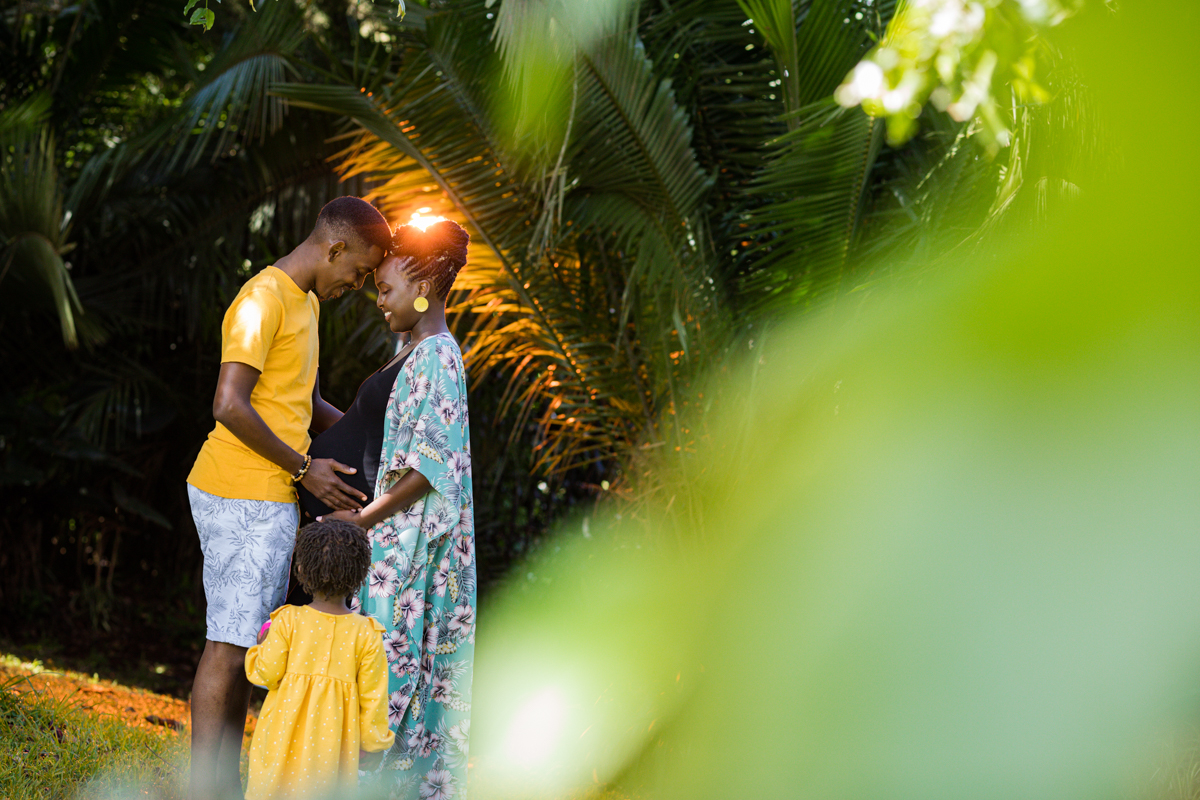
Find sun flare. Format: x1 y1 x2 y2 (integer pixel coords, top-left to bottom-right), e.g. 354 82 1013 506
409 209 446 231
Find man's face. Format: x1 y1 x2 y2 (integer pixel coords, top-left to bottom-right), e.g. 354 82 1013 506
314 241 386 302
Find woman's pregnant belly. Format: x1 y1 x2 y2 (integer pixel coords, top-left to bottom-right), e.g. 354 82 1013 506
297 409 373 520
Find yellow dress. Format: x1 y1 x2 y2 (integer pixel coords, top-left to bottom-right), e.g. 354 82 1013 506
244 605 395 800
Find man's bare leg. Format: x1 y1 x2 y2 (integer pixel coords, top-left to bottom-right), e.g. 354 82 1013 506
190 640 252 800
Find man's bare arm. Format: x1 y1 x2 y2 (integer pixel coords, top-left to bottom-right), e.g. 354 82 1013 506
310 370 343 435
212 362 366 509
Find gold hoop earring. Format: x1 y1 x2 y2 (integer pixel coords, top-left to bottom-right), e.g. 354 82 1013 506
413 296 429 313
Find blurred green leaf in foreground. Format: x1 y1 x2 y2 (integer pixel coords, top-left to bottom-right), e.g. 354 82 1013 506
468 2 1200 799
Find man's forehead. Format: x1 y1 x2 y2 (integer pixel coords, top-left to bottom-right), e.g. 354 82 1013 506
347 244 386 266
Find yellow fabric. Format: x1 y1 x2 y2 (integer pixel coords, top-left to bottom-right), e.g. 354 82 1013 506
245 605 395 800
188 266 320 502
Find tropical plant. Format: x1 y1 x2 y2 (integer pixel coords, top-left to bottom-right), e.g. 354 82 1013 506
0 94 82 348
270 2 862 482
1 0 605 649
272 0 1090 503
835 0 1082 146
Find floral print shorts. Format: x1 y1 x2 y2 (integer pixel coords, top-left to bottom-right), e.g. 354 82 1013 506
187 484 299 648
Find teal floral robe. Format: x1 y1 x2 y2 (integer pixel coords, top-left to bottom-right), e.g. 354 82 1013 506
358 332 475 800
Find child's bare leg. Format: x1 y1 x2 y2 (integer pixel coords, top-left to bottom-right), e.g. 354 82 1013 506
191 640 251 800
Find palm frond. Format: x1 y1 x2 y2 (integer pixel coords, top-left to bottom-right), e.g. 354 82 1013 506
0 123 81 347
165 0 309 171
275 2 722 473
728 0 897 318
734 0 800 117
737 100 883 313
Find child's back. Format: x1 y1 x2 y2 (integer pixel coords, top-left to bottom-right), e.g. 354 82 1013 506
245 604 394 800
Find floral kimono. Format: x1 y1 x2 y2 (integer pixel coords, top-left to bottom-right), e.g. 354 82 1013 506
358 331 475 800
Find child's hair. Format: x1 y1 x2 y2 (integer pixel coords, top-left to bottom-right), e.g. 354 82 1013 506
293 520 372 598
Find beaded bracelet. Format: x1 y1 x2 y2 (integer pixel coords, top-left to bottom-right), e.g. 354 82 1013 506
291 453 312 483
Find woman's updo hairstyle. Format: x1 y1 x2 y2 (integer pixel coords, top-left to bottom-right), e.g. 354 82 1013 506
390 219 470 299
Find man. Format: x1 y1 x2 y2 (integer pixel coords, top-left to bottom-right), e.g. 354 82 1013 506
185 197 390 799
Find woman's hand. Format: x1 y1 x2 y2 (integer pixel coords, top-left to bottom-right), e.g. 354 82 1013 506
316 508 368 527
300 458 367 510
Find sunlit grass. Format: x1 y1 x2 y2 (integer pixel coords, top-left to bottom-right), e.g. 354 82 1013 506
0 675 186 799
0 665 636 800
5 661 1196 800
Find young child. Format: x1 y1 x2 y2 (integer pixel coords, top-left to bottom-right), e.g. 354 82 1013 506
244 519 395 800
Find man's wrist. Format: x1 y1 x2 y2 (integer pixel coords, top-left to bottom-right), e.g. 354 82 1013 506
284 450 306 475
290 453 312 482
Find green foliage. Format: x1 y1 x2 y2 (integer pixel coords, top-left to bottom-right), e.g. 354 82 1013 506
184 0 218 32
468 7 1200 798
0 96 82 348
276 0 895 479
274 0 1080 496
836 0 1084 146
183 0 407 32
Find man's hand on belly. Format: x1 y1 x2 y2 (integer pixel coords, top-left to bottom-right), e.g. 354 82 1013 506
301 458 368 510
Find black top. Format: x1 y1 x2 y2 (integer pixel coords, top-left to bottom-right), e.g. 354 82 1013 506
297 351 409 520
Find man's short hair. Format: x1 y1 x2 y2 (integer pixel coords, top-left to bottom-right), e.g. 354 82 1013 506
312 197 391 254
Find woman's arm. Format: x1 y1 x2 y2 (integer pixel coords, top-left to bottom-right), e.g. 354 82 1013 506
319 467 431 529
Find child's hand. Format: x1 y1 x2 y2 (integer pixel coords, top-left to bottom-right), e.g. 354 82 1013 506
256 620 271 645
359 749 384 770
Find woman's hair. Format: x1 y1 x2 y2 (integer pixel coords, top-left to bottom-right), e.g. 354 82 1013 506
390 219 470 299
293 519 372 598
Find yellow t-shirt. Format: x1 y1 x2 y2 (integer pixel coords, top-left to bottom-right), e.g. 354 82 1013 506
187 266 320 503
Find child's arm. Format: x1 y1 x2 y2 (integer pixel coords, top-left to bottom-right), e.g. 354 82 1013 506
245 610 290 691
357 629 396 754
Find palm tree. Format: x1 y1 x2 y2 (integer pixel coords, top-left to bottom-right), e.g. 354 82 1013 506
271 0 911 481
0 0 402 616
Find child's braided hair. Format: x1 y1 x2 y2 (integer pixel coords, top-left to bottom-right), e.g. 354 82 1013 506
391 219 470 299
293 519 372 599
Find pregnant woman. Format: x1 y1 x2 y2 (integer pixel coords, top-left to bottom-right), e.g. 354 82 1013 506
316 218 476 800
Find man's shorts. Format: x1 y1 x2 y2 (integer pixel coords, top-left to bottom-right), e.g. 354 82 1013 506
187 484 299 649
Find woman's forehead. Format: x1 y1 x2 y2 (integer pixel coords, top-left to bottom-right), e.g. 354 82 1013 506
378 254 416 277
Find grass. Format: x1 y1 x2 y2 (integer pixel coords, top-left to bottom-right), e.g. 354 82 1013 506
6 650 1197 800
0 673 186 799
2 645 1197 800
1143 731 1200 800
4 653 1197 800
0 654 633 800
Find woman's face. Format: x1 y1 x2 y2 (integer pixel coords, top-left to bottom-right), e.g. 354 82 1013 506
375 255 428 333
